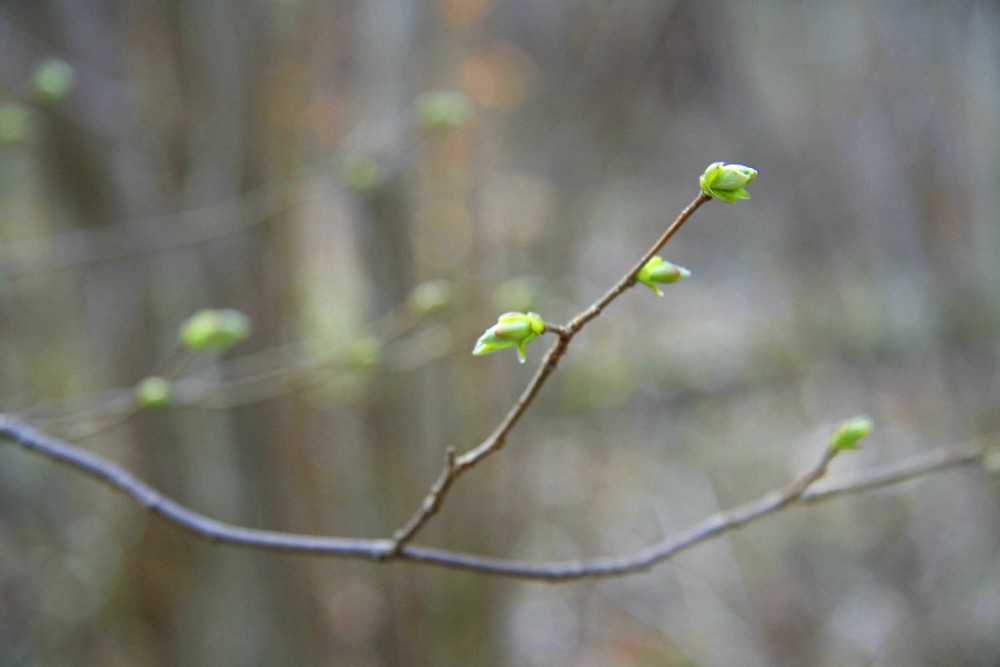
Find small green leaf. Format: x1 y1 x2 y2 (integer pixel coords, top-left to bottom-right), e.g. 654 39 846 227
829 416 873 452
711 165 757 190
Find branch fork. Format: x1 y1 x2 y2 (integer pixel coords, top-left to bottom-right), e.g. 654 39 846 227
3 176 994 581
3 412 992 580
388 192 710 553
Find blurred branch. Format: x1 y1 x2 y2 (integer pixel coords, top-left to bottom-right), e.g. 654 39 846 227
1 414 993 581
802 438 994 504
30 346 195 440
34 391 139 440
22 294 446 435
388 192 710 553
0 175 329 279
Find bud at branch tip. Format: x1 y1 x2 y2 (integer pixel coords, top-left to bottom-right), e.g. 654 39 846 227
829 416 873 452
699 162 758 203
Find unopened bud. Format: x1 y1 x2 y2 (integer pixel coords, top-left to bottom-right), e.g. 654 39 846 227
636 256 691 297
33 58 75 104
179 309 252 353
699 162 758 203
135 376 173 408
472 311 545 363
829 416 873 452
349 336 382 368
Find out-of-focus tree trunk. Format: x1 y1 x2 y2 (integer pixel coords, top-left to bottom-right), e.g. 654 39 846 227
349 3 430 664
8 1 318 663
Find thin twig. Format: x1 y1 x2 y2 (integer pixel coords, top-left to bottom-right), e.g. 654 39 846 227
30 346 196 440
21 294 433 430
56 402 144 441
149 346 196 380
802 438 995 504
0 168 334 279
2 414 992 581
389 448 457 553
389 193 710 552
567 193 710 333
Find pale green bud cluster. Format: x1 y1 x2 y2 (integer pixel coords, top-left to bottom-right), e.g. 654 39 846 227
699 162 758 203
179 309 252 353
829 416 873 452
472 312 545 363
636 256 691 297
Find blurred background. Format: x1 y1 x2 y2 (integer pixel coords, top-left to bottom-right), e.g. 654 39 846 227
1 1 999 665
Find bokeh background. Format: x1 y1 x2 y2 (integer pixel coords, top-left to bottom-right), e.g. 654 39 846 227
2 1 999 665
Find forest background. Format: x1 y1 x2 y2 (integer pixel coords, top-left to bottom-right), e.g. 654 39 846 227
1 1 999 665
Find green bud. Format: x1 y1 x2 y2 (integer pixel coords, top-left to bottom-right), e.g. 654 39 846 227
348 336 382 368
491 312 536 339
699 161 758 203
344 156 382 193
135 376 173 408
829 416 873 452
408 279 453 316
636 256 691 297
472 311 545 363
179 308 252 353
0 104 32 145
33 58 75 104
416 90 473 130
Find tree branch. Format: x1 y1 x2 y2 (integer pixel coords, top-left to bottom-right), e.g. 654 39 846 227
6 413 992 580
389 193 710 553
0 158 358 280
22 295 436 433
802 438 994 504
567 193 710 333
